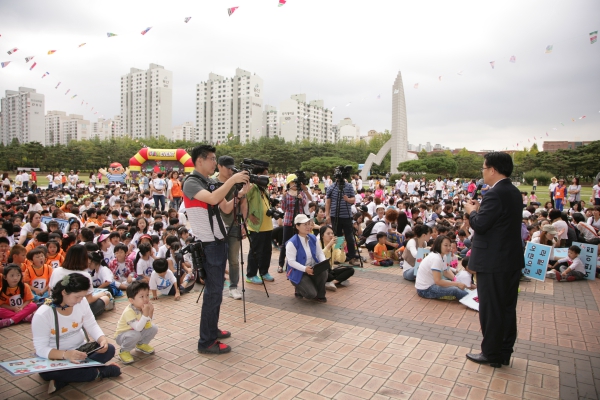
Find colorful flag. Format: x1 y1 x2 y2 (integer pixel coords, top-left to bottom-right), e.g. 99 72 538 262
7 48 18 55
25 56 34 63
81 100 84 105
0 61 10 68
579 116 586 119
509 55 516 63
414 83 419 89
65 89 70 95
228 7 238 16
79 43 86 47
141 27 152 35
55 82 61 89
490 61 495 69
47 50 56 55
107 32 117 37
42 72 49 78
29 62 37 70
71 94 77 99
546 132 549 136
591 31 598 45
545 45 553 54
184 17 192 23
278 0 286 6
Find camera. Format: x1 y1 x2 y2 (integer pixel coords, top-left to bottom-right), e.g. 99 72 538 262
232 158 270 188
334 165 353 181
180 240 206 281
293 170 310 186
266 207 284 220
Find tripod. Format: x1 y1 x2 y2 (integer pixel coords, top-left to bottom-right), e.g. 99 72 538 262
332 179 363 268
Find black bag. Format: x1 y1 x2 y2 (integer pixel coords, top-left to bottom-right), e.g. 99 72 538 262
358 220 385 243
53 306 98 354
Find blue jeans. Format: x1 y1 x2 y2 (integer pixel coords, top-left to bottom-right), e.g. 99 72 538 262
417 284 467 300
555 198 564 211
170 197 182 211
153 194 165 211
403 267 416 281
198 240 228 349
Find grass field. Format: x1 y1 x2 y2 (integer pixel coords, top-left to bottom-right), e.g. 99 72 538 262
517 184 594 208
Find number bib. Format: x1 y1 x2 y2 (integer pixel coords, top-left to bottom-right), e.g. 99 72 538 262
9 294 23 307
32 279 46 290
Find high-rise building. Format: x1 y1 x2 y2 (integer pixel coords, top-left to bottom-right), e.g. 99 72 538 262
91 116 122 141
278 94 334 143
45 111 90 145
120 63 172 139
196 68 264 144
0 87 45 145
262 105 279 138
337 118 361 142
171 122 196 142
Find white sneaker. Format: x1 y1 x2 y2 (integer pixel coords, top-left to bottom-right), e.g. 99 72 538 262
229 288 242 300
325 282 337 292
340 280 350 287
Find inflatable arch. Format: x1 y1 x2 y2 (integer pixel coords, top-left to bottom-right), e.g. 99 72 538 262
129 148 194 177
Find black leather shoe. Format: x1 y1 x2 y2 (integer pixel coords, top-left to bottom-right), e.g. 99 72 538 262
466 353 502 368
502 355 511 366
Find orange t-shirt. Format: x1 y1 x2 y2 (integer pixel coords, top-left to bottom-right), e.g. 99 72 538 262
24 264 53 291
19 260 31 273
171 179 183 198
374 243 389 261
0 284 34 306
45 252 65 269
25 241 38 253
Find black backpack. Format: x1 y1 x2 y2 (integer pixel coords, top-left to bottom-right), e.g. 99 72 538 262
359 220 385 242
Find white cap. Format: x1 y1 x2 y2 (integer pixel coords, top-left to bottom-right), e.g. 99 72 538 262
294 214 310 225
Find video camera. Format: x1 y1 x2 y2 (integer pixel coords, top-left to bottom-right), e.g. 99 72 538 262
266 199 284 220
334 165 353 182
292 170 310 186
179 240 206 280
231 158 270 188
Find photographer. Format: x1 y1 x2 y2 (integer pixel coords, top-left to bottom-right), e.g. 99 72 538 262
183 145 249 355
216 156 248 300
325 171 360 266
278 174 310 274
245 164 275 284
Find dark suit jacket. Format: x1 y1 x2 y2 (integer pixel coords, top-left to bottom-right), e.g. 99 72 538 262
468 179 525 273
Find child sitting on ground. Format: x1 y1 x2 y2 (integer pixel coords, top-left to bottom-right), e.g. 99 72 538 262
109 244 135 289
552 245 585 282
24 247 52 302
454 256 476 287
372 233 394 267
149 258 180 300
44 240 64 269
115 281 158 364
0 264 37 328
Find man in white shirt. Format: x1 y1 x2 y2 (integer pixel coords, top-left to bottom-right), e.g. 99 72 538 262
46 173 53 189
434 177 445 200
21 171 29 189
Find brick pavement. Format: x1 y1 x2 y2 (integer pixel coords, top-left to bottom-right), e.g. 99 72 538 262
1 250 599 399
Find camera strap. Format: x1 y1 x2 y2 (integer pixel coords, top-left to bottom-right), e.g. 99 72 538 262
183 174 228 240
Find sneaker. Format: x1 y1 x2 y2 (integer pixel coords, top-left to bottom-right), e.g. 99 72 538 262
198 340 231 354
566 276 576 282
338 280 350 287
135 344 155 354
261 273 274 282
217 330 231 339
325 282 337 292
99 363 122 378
0 319 13 328
23 313 34 323
246 276 263 285
555 273 562 282
118 351 135 364
229 288 242 300
314 297 327 303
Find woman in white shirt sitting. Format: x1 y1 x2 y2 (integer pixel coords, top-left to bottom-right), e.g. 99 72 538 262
402 224 431 281
32 273 121 394
286 214 328 302
415 236 471 300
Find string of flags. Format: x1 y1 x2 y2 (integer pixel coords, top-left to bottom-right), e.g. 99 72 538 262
184 17 191 23
228 7 238 16
141 27 152 35
591 31 598 44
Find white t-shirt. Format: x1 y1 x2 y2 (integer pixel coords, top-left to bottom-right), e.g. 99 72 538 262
366 220 389 245
552 220 569 240
151 178 167 196
149 270 176 295
89 266 114 287
415 253 448 290
455 270 472 287
434 180 445 190
549 182 558 194
593 185 600 199
136 257 154 278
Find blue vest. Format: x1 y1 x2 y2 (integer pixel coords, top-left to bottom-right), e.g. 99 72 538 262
286 234 319 284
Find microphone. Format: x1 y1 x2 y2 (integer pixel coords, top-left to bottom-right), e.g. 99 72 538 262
472 179 484 201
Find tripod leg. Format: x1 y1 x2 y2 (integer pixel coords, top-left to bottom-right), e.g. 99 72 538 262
239 235 247 323
195 285 205 303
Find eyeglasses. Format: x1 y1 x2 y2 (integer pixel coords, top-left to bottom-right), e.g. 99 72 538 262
480 167 490 173
204 156 217 162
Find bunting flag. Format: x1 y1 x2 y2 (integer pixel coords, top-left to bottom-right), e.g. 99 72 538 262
278 0 286 6
25 56 34 63
1 61 10 68
545 45 553 53
47 50 56 55
81 100 84 105
55 82 61 89
490 61 495 69
141 27 152 35
528 139 530 142
29 62 37 70
71 94 77 99
579 115 586 119
438 76 442 81
591 31 598 44
546 132 549 136
107 32 117 37
228 7 238 16
79 43 86 47
42 72 49 78
184 17 192 23
65 89 70 95
509 55 516 63
7 48 18 55
571 118 575 122
414 83 419 89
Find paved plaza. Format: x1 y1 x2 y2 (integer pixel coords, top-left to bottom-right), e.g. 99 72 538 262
1 248 600 400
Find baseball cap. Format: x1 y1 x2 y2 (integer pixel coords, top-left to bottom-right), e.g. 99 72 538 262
294 214 310 225
218 156 235 169
522 210 531 219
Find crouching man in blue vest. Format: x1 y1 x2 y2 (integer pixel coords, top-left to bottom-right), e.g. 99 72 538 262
286 214 328 303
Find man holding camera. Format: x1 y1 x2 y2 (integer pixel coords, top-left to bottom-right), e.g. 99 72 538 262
245 164 275 284
326 174 361 266
183 145 249 355
216 156 247 300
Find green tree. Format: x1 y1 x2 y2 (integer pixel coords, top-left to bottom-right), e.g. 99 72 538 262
454 149 483 178
300 157 358 177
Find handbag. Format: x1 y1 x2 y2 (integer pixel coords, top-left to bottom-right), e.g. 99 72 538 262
52 306 99 354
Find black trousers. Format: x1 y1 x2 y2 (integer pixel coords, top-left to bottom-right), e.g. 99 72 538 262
246 230 273 277
477 269 520 361
330 217 357 259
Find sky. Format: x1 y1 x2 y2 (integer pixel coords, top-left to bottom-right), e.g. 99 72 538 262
0 0 598 151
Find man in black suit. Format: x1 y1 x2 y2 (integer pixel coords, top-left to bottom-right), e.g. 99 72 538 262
464 152 524 368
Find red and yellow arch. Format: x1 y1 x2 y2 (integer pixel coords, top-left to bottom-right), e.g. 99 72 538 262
129 148 194 173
